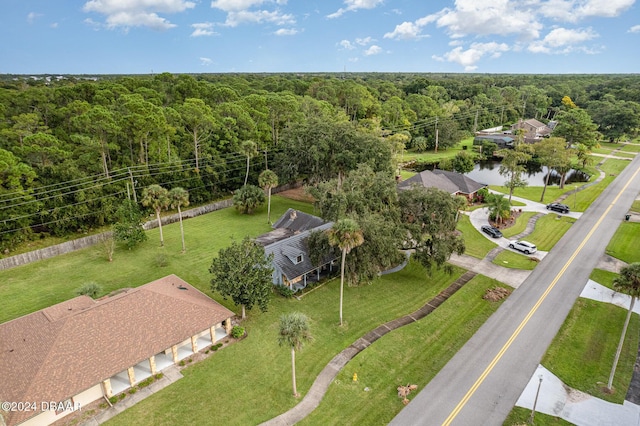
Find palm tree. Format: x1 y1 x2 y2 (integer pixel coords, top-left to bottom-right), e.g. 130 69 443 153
258 169 278 224
169 187 190 252
608 262 640 390
240 140 258 186
141 184 170 247
278 312 313 397
486 193 511 225
327 218 364 326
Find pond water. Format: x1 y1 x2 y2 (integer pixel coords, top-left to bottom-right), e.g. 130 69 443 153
464 160 590 187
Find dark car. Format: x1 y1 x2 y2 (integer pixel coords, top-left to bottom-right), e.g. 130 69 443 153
481 225 503 238
546 202 570 214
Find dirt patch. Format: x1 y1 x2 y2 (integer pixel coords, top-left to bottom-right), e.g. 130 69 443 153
489 209 523 230
277 187 315 203
483 287 512 302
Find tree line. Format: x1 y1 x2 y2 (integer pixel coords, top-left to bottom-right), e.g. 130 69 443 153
1 72 639 252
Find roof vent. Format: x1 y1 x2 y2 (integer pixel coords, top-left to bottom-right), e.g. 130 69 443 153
177 285 188 290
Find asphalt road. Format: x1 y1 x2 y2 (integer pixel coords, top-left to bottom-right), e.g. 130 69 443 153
391 155 640 426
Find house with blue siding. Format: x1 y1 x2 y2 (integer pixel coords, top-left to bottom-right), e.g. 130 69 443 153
255 209 337 292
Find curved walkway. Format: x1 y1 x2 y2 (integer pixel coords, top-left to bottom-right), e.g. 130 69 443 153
261 270 478 426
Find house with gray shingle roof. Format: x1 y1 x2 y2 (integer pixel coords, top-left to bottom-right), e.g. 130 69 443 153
398 169 487 200
255 209 337 292
0 275 233 426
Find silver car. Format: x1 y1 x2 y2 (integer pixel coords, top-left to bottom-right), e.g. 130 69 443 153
509 240 537 254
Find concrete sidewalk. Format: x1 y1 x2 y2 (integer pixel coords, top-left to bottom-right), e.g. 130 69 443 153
517 365 640 426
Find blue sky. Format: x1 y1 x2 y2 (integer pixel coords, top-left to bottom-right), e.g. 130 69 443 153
1 0 639 74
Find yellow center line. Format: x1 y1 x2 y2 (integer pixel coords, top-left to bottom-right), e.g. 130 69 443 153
442 166 640 426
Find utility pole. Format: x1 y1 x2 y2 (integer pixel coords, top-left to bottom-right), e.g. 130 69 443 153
473 109 479 134
435 116 439 153
128 167 137 203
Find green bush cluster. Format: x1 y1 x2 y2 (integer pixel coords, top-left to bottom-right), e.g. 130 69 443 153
231 325 245 338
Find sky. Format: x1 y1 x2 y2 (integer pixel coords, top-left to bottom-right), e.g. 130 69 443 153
1 0 639 75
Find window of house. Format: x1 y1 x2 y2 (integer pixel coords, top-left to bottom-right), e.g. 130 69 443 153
296 254 303 264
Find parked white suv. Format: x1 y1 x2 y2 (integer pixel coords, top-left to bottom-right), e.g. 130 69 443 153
509 240 537 254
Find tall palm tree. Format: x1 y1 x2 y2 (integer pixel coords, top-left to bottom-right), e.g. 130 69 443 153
278 312 313 397
608 262 640 390
169 187 190 252
240 140 258 186
327 218 364 326
141 184 170 247
258 169 278 224
486 193 511 225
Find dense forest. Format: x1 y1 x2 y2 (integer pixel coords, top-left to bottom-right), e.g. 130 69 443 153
1 72 639 253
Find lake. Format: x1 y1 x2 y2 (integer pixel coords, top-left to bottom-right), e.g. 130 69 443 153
465 160 590 187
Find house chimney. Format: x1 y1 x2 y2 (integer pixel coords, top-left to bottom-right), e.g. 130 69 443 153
290 210 297 220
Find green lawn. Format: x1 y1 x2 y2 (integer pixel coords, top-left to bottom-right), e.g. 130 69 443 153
525 214 575 251
605 222 640 264
298 274 506 425
0 195 315 323
489 185 571 206
542 298 639 403
492 250 539 270
498 211 537 239
504 407 573 425
619 143 640 153
107 261 466 425
456 214 497 259
569 159 630 211
398 169 416 181
402 138 476 164
590 269 618 289
631 200 640 213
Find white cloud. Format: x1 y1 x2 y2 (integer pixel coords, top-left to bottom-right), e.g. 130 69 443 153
528 27 598 53
338 39 355 49
355 36 374 45
327 0 384 19
27 12 42 24
50 22 59 29
571 0 634 21
274 27 297 35
384 21 424 40
222 9 294 27
200 57 213 65
191 22 217 37
105 11 177 30
211 0 294 28
83 0 194 30
364 45 382 55
434 0 542 40
629 24 640 33
435 42 509 71
84 18 102 30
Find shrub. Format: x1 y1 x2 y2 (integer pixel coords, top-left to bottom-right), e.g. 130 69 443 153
75 282 102 299
138 376 155 388
108 396 118 405
276 285 294 298
233 185 265 214
231 325 245 338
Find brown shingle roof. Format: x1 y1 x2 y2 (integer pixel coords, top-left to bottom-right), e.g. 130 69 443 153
0 275 233 426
